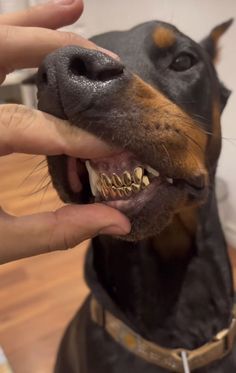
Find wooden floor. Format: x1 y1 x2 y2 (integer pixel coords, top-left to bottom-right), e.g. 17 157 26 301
0 154 235 373
0 154 88 373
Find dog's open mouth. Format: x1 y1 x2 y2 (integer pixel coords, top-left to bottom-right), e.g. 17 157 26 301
67 150 205 216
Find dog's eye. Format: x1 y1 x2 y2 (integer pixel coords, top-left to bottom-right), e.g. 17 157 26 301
170 53 196 72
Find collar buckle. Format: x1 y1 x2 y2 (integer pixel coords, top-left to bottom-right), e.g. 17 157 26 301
180 351 191 373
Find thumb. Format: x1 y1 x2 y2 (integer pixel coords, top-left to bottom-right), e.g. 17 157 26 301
0 204 131 264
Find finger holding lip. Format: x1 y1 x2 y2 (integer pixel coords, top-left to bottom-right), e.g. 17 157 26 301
0 104 120 159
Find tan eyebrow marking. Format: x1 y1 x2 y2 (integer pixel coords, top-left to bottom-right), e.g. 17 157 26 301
152 27 176 49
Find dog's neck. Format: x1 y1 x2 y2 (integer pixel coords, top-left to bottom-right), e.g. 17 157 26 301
90 190 234 350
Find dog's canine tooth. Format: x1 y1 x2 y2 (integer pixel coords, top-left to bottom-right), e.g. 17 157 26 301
112 174 123 187
96 180 102 192
142 176 150 189
124 186 132 196
101 173 112 188
146 166 160 177
131 183 140 193
85 160 99 197
133 167 143 184
166 177 173 184
122 171 132 186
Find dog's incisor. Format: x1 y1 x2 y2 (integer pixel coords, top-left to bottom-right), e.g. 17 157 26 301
37 19 235 373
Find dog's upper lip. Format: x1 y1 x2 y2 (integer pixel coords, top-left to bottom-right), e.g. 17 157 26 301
184 173 207 191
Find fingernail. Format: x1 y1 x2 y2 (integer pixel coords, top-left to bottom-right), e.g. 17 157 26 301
99 225 130 236
98 47 120 60
54 0 75 5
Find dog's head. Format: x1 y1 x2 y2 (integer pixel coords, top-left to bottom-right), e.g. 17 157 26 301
37 19 232 241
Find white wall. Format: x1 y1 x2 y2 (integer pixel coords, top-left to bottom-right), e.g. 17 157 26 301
80 0 236 246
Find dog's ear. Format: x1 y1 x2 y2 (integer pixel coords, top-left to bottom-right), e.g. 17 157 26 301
201 19 233 61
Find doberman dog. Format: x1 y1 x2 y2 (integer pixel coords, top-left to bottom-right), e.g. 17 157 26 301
37 18 236 373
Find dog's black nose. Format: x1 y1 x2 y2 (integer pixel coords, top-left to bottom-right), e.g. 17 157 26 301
37 46 126 120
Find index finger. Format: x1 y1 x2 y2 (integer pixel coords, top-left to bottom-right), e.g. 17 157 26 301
0 25 112 74
0 26 117 73
0 104 119 159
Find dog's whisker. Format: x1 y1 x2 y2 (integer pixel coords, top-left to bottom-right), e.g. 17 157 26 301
27 179 52 197
38 179 53 207
222 138 236 149
179 130 205 152
20 158 48 187
26 173 51 197
161 144 173 169
187 148 202 170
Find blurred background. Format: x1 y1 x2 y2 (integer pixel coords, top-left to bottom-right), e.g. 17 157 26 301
0 0 235 372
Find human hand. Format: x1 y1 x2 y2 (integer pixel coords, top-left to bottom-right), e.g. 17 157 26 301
0 0 130 264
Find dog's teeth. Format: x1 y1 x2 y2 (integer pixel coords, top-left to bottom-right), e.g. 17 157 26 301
93 166 154 199
112 173 123 187
124 186 132 196
117 188 125 198
131 183 140 193
146 166 160 177
101 173 112 188
85 161 99 197
110 186 118 198
101 186 109 199
122 171 132 186
166 177 173 184
133 167 143 184
142 176 150 189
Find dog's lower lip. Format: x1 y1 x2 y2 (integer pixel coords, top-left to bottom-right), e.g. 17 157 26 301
101 180 162 214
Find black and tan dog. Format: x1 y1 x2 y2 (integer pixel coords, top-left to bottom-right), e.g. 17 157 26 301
37 19 236 373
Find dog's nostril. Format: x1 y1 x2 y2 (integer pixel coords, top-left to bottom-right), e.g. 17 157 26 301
38 67 48 86
96 67 124 81
41 72 48 84
69 58 87 77
68 56 124 81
